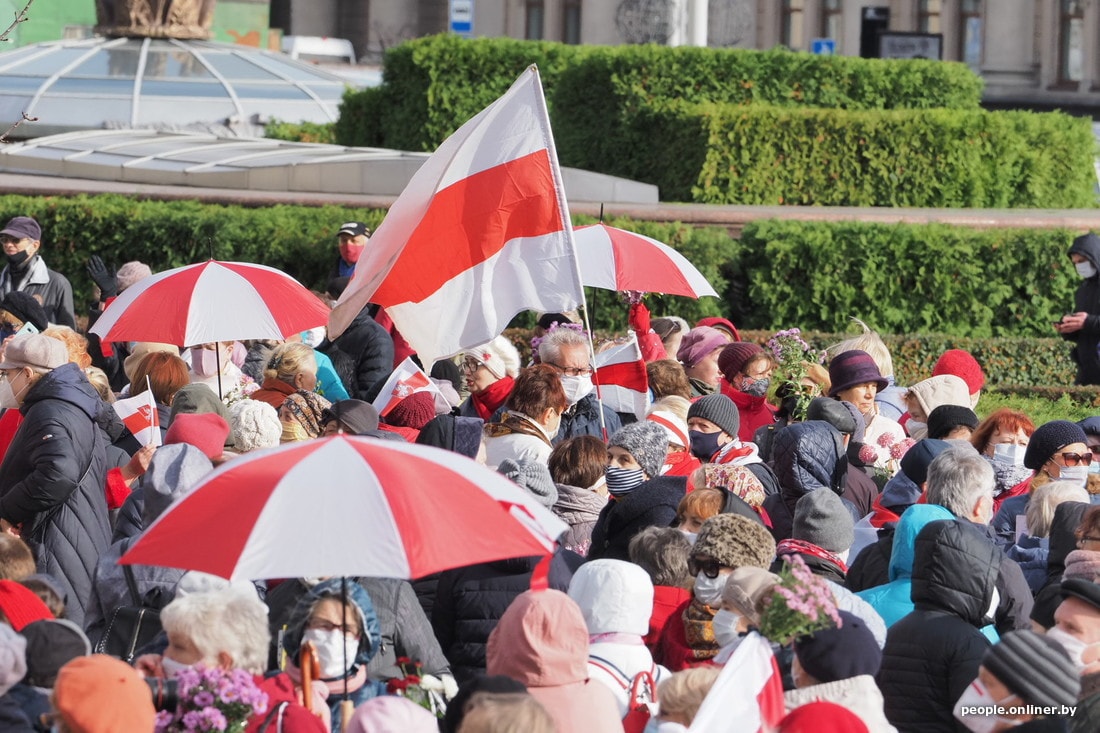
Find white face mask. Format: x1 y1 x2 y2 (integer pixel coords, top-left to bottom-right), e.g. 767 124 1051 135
712 608 742 648
1077 260 1097 279
560 374 594 406
0 375 20 410
678 529 698 545
1046 626 1098 674
160 655 194 678
954 678 1019 733
907 419 927 440
993 443 1026 466
302 627 359 680
694 571 727 607
1059 465 1090 489
192 348 227 377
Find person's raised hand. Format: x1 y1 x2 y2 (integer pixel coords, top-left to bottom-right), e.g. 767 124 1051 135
86 255 117 300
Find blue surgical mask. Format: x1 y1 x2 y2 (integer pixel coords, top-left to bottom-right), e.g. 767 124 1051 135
605 466 645 497
689 430 722 462
1059 465 1090 488
993 443 1026 466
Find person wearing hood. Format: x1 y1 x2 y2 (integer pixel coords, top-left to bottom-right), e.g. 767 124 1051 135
83 444 213 646
901 374 971 440
281 578 387 732
588 421 687 562
786 611 897 733
548 435 609 556
677 327 728 398
0 334 112 627
567 559 670 717
458 336 522 422
878 519 1001 732
764 420 858 543
486 589 625 733
7 617 91 727
710 565 781 664
686 394 779 495
716 342 777 444
483 365 567 469
932 348 985 409
827 350 905 474
804 397 877 517
1056 231 1100 385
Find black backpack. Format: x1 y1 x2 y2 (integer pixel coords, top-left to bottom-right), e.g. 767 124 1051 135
94 563 164 663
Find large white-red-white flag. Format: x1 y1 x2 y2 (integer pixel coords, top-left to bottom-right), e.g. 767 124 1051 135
594 334 649 420
690 632 785 733
113 389 161 447
372 356 450 417
328 66 584 367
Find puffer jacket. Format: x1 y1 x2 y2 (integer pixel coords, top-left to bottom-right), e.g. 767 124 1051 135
763 421 855 542
318 305 394 402
587 476 687 562
878 519 999 732
431 552 575 684
552 483 607 556
1032 501 1091 628
1065 232 1100 386
0 363 111 627
555 393 622 444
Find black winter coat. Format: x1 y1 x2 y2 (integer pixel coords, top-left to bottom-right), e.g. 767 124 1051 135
845 527 894 592
878 520 999 733
0 363 111 627
319 306 394 403
1033 501 1091 628
1065 233 1100 385
587 475 687 562
431 552 575 685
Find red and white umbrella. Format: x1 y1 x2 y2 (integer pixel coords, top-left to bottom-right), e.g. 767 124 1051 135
120 436 568 581
573 223 718 299
89 260 330 346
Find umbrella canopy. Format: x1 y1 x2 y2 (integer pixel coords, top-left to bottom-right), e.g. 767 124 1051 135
120 436 568 581
89 260 330 346
573 223 718 299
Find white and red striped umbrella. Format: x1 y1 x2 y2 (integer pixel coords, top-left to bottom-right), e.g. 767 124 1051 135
119 436 568 581
573 223 718 299
89 260 330 346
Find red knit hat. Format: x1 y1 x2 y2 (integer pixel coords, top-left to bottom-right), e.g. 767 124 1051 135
932 349 985 393
165 412 230 460
0 580 53 631
717 342 764 381
387 392 436 431
779 701 869 733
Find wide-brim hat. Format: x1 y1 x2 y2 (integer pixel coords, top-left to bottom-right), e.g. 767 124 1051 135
827 349 888 397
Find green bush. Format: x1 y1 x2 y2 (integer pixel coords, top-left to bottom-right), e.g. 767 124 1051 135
264 120 337 144
333 86 387 148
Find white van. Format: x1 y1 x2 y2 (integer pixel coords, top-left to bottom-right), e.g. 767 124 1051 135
281 36 356 65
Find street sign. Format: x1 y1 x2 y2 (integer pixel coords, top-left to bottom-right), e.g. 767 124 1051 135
811 38 836 55
450 0 473 37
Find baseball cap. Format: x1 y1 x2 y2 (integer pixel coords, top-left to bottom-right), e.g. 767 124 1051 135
0 217 40 241
337 222 370 237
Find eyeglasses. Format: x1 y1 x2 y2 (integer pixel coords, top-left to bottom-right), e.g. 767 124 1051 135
307 618 360 638
460 359 483 375
1078 536 1100 547
1058 451 1094 467
688 557 725 579
546 362 593 377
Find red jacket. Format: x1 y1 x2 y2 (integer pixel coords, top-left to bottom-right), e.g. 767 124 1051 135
245 672 326 733
994 475 1032 515
720 381 776 444
645 585 692 656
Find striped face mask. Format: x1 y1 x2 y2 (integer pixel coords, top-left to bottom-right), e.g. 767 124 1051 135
604 466 645 497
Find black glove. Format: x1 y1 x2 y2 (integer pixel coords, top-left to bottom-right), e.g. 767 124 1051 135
86 255 117 300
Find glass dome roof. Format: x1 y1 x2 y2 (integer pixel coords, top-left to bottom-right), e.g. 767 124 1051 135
0 37 351 138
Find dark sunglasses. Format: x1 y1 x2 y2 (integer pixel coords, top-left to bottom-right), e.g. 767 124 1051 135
1058 451 1094 467
688 557 724 579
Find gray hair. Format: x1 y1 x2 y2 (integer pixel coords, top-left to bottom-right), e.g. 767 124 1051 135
629 526 692 588
537 326 589 366
828 318 894 378
926 445 995 518
160 586 270 674
1027 480 1091 538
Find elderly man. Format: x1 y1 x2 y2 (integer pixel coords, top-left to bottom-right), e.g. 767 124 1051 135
1048 578 1100 732
332 221 370 279
536 326 621 442
0 217 74 328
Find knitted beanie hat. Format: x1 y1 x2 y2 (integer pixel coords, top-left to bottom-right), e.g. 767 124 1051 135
115 261 153 292
0 623 25 696
983 630 1080 708
687 394 740 438
717 342 764 382
720 566 781 626
0 291 48 332
0 580 53 631
462 336 522 380
932 349 985 393
54 655 157 733
497 458 559 508
387 391 436 431
827 350 887 397
647 410 690 448
609 421 670 479
676 327 728 368
792 489 855 553
692 514 777 570
164 411 230 459
926 404 979 440
228 399 282 452
1024 420 1088 470
794 611 881 683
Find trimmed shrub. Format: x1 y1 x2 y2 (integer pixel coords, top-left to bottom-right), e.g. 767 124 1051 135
264 120 337 144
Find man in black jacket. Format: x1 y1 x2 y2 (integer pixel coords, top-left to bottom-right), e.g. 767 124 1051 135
1057 231 1100 385
0 217 75 328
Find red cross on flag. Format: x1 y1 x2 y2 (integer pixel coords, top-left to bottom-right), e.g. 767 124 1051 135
372 356 448 417
113 389 161 447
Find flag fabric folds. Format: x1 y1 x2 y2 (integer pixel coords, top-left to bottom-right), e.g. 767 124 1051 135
594 334 649 421
328 65 584 367
689 632 786 732
113 389 161 447
372 356 449 417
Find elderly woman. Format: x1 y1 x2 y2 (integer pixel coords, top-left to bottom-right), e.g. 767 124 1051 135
483 365 567 468
458 336 521 421
280 390 332 443
137 585 324 732
827 349 905 474
252 342 320 410
971 407 1036 497
676 327 728 398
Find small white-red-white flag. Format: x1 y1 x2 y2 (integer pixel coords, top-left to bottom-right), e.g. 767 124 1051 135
372 356 450 417
328 65 584 367
113 389 161 447
690 632 785 733
594 333 649 420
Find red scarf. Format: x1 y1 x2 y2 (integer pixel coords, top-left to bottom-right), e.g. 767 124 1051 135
776 538 848 574
712 443 755 464
470 376 514 421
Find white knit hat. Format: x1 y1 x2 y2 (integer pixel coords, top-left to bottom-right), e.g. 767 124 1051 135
647 410 689 448
228 399 281 452
461 335 521 380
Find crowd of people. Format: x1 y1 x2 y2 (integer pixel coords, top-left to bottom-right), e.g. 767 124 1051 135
0 214 1096 732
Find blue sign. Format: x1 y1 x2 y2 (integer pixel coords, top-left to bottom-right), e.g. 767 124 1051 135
812 38 836 56
450 0 473 37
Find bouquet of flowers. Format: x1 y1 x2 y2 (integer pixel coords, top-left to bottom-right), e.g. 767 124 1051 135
154 666 269 733
858 433 916 488
386 658 457 718
766 328 826 421
757 555 842 646
222 374 259 407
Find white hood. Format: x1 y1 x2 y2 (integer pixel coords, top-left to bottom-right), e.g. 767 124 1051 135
567 559 653 636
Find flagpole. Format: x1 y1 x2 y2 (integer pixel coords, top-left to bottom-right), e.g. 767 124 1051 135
145 375 155 448
528 64 608 441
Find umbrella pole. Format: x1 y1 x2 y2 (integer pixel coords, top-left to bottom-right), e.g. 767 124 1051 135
340 575 350 731
216 347 223 400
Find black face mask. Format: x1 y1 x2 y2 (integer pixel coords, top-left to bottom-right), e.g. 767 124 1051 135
6 250 30 267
